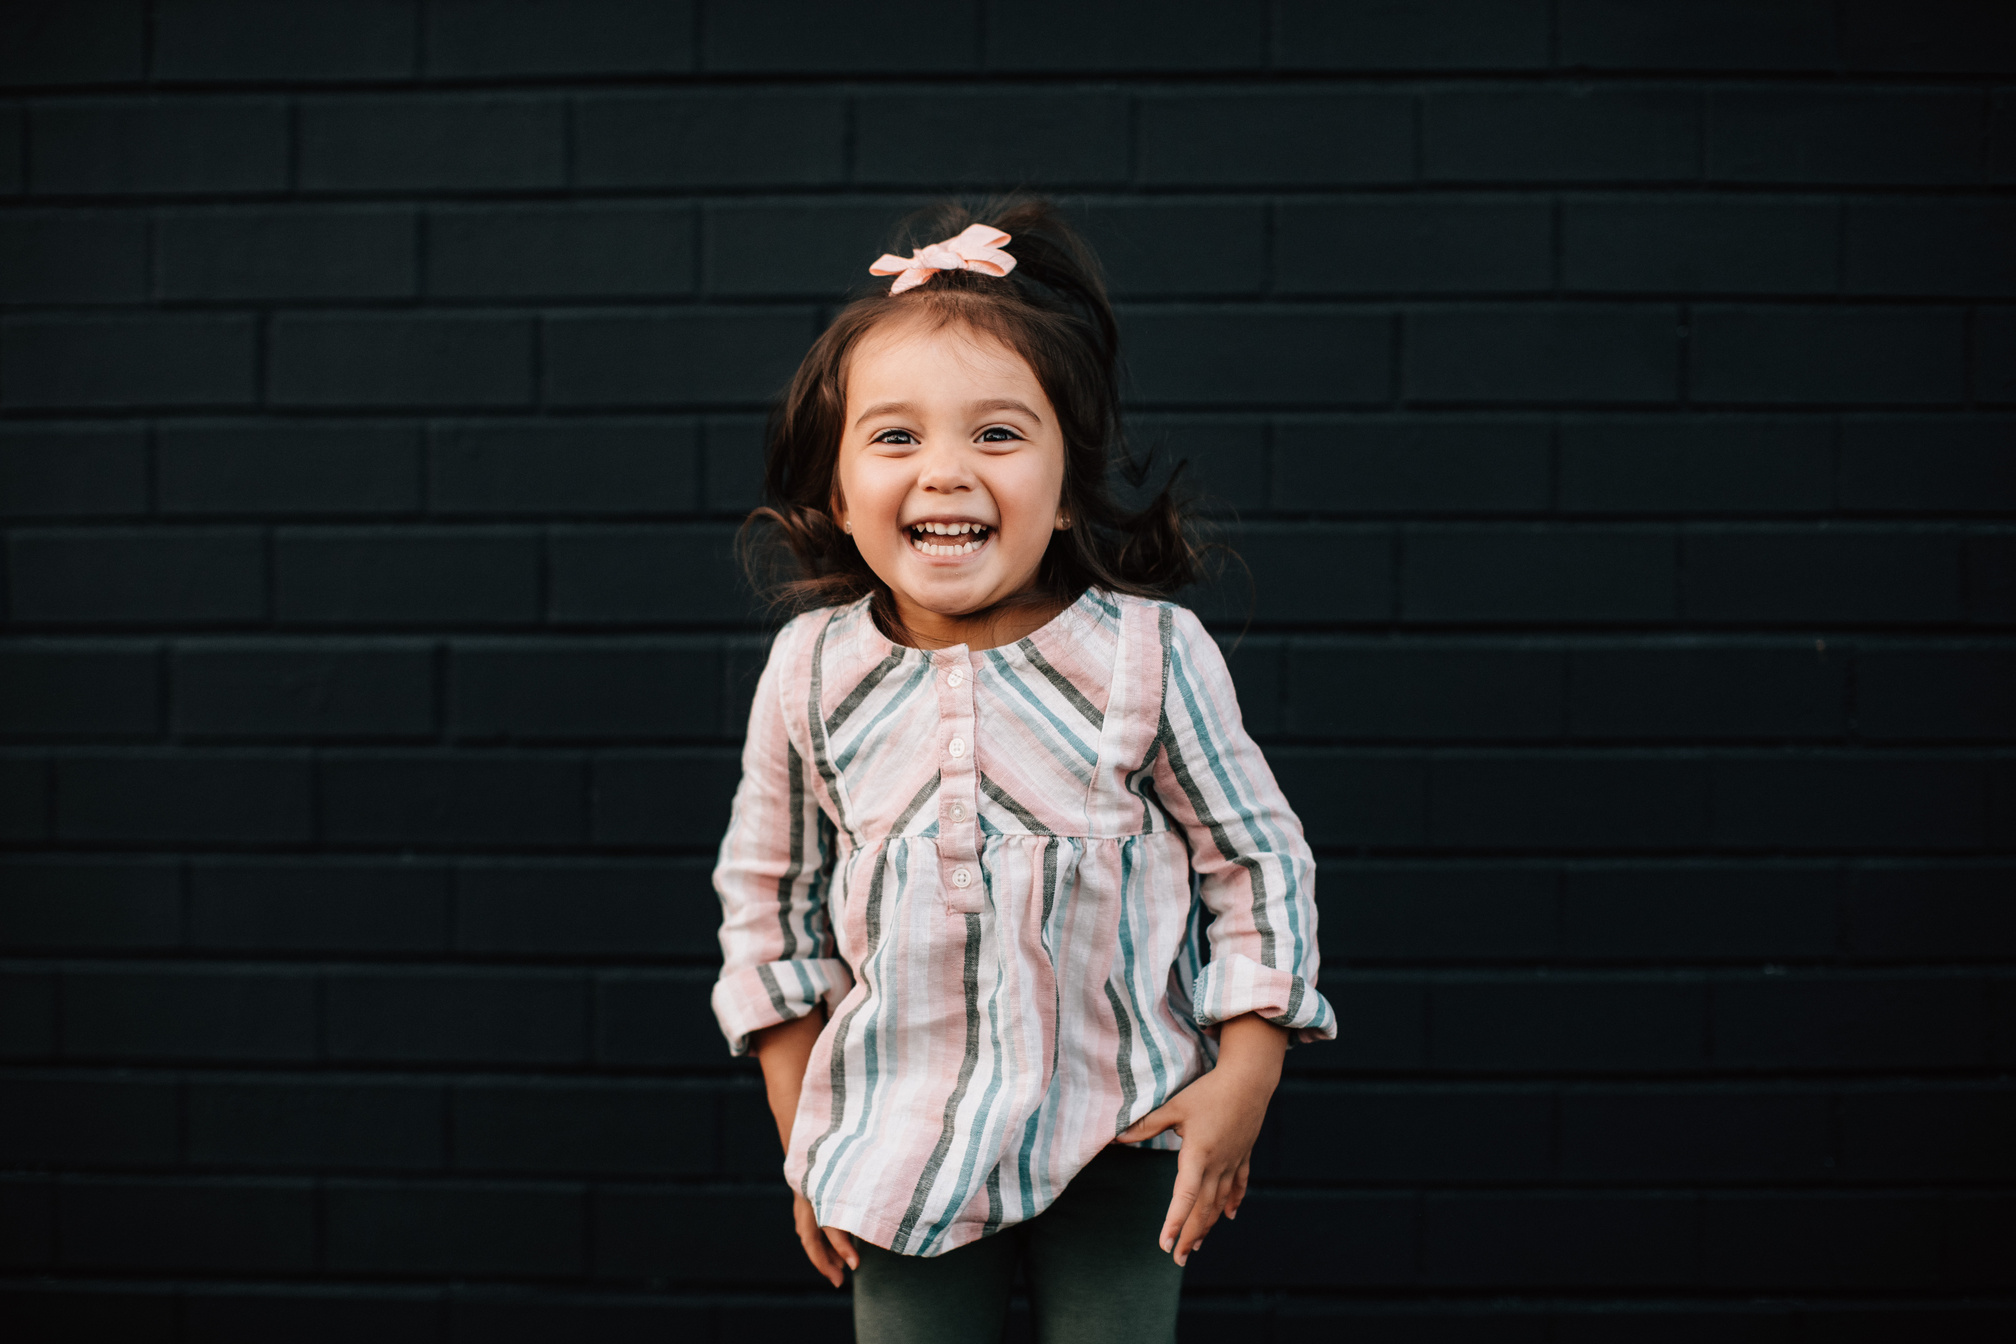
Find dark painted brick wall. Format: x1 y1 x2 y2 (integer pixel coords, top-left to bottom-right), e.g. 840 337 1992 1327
3 1 2014 1338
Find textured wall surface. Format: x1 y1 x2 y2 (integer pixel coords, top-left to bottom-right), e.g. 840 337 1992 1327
3 1 2015 1339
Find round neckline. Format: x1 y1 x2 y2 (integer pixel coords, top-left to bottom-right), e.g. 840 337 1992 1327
849 588 1105 664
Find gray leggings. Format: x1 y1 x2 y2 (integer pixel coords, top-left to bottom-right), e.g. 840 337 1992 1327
851 1145 1185 1344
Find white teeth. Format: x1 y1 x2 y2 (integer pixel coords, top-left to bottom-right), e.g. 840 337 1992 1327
908 530 986 556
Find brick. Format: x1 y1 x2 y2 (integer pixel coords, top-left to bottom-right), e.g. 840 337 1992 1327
455 859 716 958
28 98 288 194
1188 524 1393 623
0 0 145 84
0 1175 55 1263
1320 863 1557 961
55 751 312 843
324 1181 584 1276
173 640 435 739
1841 418 2016 514
1945 1197 2016 1290
1561 863 1840 961
0 752 52 842
1967 534 2016 621
547 525 753 624
1844 863 2016 959
1712 755 1989 851
182 1290 444 1344
429 204 694 300
1423 1192 1696 1286
1560 1086 1831 1180
1713 972 1988 1069
327 969 588 1064
1795 1306 2016 1341
1844 201 2016 297
1558 417 1834 514
1559 0 1835 70
856 91 1128 186
702 415 766 514
1269 750 1429 849
1839 1085 2016 1179
591 1185 803 1285
710 0 975 71
153 0 414 79
1073 201 1268 299
1405 305 1679 405
425 0 693 76
1287 640 1564 739
1125 309 1393 407
0 1286 176 1336
1138 93 1414 186
1563 197 1837 295
988 0 1263 70
189 859 450 952
1858 646 2016 741
1278 1303 1557 1340
158 422 423 516
1426 90 1699 182
1997 92 2016 184
59 1177 315 1272
1432 975 1707 1070
1127 415 1269 514
429 421 698 515
1839 0 2016 73
0 315 256 409
60 966 316 1061
589 751 740 849
1287 975 1430 1073
454 1081 713 1176
0 210 145 302
702 201 909 298
1434 754 1712 850
186 1077 444 1171
1708 90 1986 185
269 314 534 409
1273 418 1551 513
1275 0 1548 69
1978 309 2016 403
595 971 723 1066
1402 526 1676 622
542 309 816 408
0 106 19 193
0 425 148 517
1275 1084 1551 1180
321 753 587 847
1702 1194 1945 1289
274 528 540 626
451 1294 710 1343
156 207 416 301
0 858 179 951
574 92 845 189
1178 1192 1417 1288
1681 528 1962 623
1693 306 1967 406
1278 198 1551 295
1569 642 1847 740
452 640 720 741
0 643 158 738
0 1075 177 1166
300 95 564 191
0 969 57 1057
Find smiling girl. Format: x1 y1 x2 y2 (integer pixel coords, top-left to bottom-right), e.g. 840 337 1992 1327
711 200 1334 1343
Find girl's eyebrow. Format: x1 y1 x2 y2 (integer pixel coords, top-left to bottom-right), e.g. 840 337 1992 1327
969 398 1043 422
854 400 915 426
852 398 1044 428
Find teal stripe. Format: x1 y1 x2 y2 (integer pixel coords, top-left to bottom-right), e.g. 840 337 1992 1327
985 650 1098 769
834 660 932 772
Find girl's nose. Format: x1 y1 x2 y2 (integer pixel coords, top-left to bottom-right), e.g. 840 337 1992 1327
915 443 974 493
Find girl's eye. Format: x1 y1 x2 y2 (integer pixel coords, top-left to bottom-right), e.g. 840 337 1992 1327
977 426 1024 443
871 429 918 445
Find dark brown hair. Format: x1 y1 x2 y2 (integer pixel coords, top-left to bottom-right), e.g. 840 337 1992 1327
739 197 1206 637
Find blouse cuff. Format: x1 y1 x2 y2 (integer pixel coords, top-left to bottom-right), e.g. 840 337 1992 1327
713 958 855 1057
1192 954 1337 1046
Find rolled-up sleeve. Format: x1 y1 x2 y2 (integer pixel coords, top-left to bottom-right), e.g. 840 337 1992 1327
1151 606 1335 1044
711 619 854 1055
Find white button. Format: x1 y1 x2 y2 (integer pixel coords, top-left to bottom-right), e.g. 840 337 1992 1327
946 668 964 688
948 736 966 758
948 800 967 821
951 866 972 888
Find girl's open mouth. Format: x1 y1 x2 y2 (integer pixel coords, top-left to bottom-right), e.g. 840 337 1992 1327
907 521 992 556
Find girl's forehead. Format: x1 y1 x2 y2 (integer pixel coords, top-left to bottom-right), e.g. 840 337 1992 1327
846 316 1042 392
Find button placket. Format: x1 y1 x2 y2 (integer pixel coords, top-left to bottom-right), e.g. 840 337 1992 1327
936 649 982 913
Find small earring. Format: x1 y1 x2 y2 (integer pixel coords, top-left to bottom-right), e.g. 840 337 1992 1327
842 520 852 534
1056 512 1070 530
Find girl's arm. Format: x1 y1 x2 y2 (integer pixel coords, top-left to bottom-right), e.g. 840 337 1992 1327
1119 605 1336 1265
753 1012 858 1288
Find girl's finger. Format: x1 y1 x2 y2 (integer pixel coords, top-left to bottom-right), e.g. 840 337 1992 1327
1158 1163 1203 1254
1226 1158 1251 1219
1116 1102 1178 1146
1174 1186 1226 1267
799 1226 843 1287
823 1225 860 1272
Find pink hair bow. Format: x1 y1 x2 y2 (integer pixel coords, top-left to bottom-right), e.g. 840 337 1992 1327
869 223 1017 294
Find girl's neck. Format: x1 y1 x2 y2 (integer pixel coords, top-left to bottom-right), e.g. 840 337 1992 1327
884 589 1072 652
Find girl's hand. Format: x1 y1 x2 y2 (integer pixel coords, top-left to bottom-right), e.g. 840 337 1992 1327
792 1191 858 1288
1114 1013 1287 1267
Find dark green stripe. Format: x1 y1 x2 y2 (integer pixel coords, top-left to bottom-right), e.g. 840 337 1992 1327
979 772 1054 835
825 646 905 735
1103 980 1140 1136
774 739 806 959
893 912 984 1253
1018 641 1104 729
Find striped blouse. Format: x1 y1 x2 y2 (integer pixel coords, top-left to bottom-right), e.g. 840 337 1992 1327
711 588 1334 1257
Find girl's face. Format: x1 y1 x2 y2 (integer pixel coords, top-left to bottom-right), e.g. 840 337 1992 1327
834 318 1069 649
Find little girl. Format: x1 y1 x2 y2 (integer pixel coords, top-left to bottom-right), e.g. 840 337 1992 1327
711 199 1334 1343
